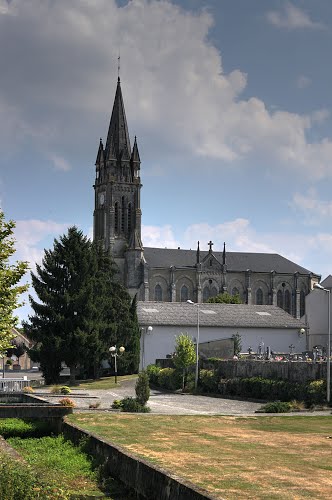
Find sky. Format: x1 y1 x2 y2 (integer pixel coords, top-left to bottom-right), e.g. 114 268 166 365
1 0 332 323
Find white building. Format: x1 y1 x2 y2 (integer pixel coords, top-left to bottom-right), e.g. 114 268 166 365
137 302 307 369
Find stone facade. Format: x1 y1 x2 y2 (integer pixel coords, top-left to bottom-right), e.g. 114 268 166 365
93 79 320 318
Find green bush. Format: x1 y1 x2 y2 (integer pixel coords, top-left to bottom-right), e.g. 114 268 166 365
146 364 161 385
259 401 292 413
217 376 326 404
120 397 151 413
111 399 123 409
199 369 219 393
59 386 71 395
135 371 150 405
157 368 181 390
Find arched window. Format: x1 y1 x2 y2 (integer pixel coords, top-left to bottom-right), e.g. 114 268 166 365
284 290 291 314
256 288 263 305
114 202 119 233
180 285 189 302
154 284 162 302
211 287 218 298
232 287 239 297
121 196 125 233
300 290 305 317
128 203 132 234
203 287 210 302
277 289 283 309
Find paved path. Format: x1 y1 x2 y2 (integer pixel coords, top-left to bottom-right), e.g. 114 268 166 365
35 379 331 416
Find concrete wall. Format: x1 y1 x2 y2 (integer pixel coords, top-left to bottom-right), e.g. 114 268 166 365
141 325 307 369
63 422 220 500
201 359 327 383
305 288 330 350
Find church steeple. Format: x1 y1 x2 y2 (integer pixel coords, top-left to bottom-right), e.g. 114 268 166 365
105 78 131 161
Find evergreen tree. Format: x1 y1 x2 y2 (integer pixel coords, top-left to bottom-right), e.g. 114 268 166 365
0 210 29 355
24 227 94 384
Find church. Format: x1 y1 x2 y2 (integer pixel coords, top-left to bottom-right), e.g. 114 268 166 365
93 78 320 319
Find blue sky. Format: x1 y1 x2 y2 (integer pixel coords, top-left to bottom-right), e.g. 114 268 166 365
1 0 332 323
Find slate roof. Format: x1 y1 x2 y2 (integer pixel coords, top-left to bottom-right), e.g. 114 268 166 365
143 247 316 275
321 275 332 289
137 302 306 329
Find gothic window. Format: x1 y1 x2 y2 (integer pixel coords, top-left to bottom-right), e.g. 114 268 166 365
154 284 162 302
256 288 263 305
277 289 283 309
211 287 218 298
203 287 210 302
121 196 125 233
210 259 213 266
128 203 132 233
284 290 291 314
232 287 239 297
300 291 305 317
114 202 119 233
180 285 189 302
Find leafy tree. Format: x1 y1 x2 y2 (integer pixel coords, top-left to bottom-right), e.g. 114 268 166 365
173 333 196 390
207 292 242 304
0 210 29 355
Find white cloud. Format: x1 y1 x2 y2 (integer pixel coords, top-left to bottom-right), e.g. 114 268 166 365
0 0 331 179
311 109 330 125
142 224 179 249
291 189 332 224
266 3 325 30
296 75 311 89
49 154 71 172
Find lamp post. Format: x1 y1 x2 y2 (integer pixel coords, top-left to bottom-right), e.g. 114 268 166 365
109 345 125 384
187 300 200 390
141 326 153 370
313 283 331 403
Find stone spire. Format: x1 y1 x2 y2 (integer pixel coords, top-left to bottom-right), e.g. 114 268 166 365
131 136 140 163
222 242 226 265
105 78 131 161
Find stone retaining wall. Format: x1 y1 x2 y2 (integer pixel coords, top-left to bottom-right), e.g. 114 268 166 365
62 421 221 500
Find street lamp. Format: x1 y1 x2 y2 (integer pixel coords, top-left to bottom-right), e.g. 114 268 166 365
187 300 200 390
141 326 153 370
313 283 331 403
109 345 125 384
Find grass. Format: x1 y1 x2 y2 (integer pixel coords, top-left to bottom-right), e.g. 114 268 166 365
56 374 138 391
0 419 135 499
67 413 332 499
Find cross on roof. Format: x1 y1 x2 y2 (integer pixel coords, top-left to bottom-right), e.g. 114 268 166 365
208 240 214 251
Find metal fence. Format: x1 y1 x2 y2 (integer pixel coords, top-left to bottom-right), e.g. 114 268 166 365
0 378 30 392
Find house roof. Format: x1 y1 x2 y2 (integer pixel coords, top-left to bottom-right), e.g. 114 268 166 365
137 302 306 329
321 275 332 289
143 247 317 275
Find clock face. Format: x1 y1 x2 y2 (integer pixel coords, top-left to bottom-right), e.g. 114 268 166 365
99 192 105 205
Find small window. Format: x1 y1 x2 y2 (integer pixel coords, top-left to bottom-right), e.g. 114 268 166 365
277 289 283 309
155 284 162 302
121 196 125 233
232 287 239 297
210 259 213 266
128 203 132 233
180 285 189 302
256 288 263 305
203 287 210 302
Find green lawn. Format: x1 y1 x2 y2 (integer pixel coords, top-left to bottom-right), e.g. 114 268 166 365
67 413 332 499
73 374 138 391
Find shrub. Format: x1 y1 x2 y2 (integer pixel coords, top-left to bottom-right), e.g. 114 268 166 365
199 369 219 393
111 399 123 409
259 401 292 413
23 386 35 393
50 385 61 394
120 397 151 413
59 386 71 395
305 380 326 405
58 398 76 407
135 371 150 405
157 368 181 390
146 364 161 385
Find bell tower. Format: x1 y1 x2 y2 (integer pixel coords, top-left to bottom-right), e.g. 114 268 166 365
93 78 143 287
